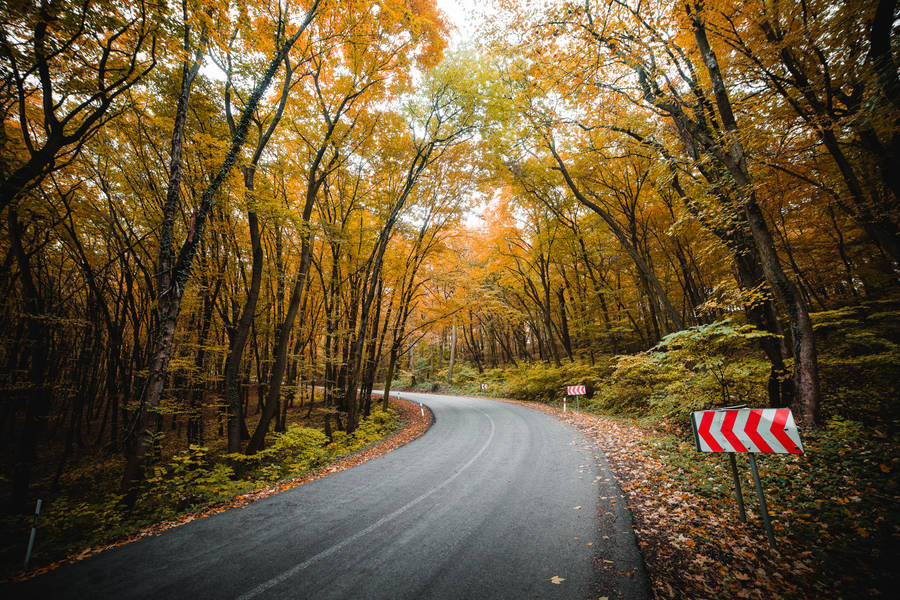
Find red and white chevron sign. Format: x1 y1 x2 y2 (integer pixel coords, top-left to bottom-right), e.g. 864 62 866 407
691 408 804 454
567 385 586 396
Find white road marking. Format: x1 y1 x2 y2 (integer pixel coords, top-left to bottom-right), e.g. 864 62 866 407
237 402 496 600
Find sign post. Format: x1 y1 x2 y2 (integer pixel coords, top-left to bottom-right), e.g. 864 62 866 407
729 454 746 523
690 407 803 548
747 453 776 548
566 385 586 412
480 383 487 392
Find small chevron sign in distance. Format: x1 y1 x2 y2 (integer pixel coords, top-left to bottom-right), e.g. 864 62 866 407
691 408 804 454
566 385 586 396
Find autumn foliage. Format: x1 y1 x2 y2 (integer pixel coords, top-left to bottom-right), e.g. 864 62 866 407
1 0 898 594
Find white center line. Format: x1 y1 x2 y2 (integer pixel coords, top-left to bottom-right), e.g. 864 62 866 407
237 404 496 600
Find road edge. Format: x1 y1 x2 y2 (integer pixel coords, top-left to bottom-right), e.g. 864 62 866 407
489 397 652 600
9 396 434 583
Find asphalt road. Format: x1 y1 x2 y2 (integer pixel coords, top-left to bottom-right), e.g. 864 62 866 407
16 392 648 600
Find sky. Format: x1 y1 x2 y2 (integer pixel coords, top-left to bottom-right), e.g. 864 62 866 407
436 0 485 48
436 0 495 229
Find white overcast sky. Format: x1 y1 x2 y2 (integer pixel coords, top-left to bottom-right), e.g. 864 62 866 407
436 0 485 48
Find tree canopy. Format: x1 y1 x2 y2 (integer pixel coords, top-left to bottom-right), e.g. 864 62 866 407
1 0 897 527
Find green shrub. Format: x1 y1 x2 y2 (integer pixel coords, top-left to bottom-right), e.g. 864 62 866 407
592 320 772 418
223 426 330 482
497 358 613 403
141 445 249 518
329 409 399 455
591 353 666 414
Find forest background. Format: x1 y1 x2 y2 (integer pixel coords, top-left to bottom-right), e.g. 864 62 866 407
1 0 897 596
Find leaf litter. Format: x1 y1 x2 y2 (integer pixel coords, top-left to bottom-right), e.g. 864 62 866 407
504 399 896 599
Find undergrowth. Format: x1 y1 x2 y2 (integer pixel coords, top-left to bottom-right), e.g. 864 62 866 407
640 417 899 596
0 408 399 580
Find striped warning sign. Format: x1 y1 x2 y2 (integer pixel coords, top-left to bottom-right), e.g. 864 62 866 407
691 408 803 454
566 385 586 396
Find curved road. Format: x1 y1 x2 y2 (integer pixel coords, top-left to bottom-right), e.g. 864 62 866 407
17 392 648 599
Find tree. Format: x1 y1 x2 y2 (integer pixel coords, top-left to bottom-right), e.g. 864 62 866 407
1 0 159 212
123 0 324 493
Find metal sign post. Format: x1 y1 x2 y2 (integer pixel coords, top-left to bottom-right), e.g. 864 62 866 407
747 454 776 548
729 454 747 523
690 407 804 549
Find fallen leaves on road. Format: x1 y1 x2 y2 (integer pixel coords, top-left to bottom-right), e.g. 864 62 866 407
549 575 566 584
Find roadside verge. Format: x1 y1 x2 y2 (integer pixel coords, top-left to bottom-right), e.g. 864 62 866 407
10 396 434 582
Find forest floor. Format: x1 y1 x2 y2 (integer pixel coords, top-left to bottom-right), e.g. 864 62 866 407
2 395 433 583
508 400 898 600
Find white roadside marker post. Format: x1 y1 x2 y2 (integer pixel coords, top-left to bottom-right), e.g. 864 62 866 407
23 498 41 571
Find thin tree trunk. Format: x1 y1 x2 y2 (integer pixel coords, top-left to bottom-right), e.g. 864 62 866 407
7 206 52 513
550 145 684 330
225 200 263 451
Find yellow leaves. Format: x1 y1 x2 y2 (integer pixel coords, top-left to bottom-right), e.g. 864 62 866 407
548 575 565 584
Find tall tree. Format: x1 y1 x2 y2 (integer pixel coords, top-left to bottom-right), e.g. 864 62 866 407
123 0 323 491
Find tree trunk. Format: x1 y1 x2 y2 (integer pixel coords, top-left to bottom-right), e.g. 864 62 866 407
225 196 263 450
381 348 398 411
6 206 52 513
550 145 684 330
122 12 318 490
246 237 313 453
691 14 822 424
447 323 457 385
